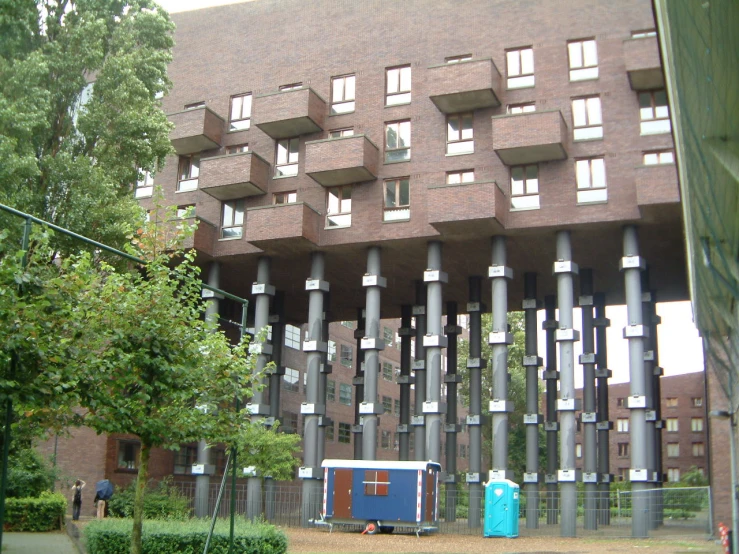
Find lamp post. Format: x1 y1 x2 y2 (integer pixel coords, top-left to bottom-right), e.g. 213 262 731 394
710 409 738 554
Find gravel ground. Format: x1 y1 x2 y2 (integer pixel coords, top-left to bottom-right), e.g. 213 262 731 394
283 527 723 554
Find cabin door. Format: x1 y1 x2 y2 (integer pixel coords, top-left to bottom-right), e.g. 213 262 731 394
332 469 353 518
425 470 436 521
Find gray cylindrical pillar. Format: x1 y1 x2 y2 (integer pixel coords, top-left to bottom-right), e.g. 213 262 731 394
398 305 413 460
300 252 326 526
445 301 460 521
489 236 512 481
543 295 559 525
425 241 445 465
362 246 383 460
641 272 658 530
467 277 484 528
580 269 598 530
594 292 612 525
555 230 578 537
622 225 649 538
265 291 285 521
318 295 330 472
353 308 365 460
248 257 273 521
195 262 221 518
414 281 427 461
650 291 664 525
523 273 541 529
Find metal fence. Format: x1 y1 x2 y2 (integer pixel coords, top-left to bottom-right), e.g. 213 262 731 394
172 480 712 539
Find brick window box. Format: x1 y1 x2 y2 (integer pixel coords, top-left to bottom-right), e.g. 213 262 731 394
168 106 224 155
492 110 570 166
635 163 680 206
254 87 326 139
199 152 270 200
428 180 507 235
244 202 322 250
305 134 379 187
623 36 664 91
427 58 502 113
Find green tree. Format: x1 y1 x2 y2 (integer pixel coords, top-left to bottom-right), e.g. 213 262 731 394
0 0 174 253
232 422 302 481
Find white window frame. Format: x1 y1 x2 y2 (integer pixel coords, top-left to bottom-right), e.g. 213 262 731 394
386 65 411 106
507 103 536 114
275 137 299 177
221 199 244 239
575 157 607 204
229 93 252 131
134 170 154 198
666 418 679 432
506 47 534 88
384 178 410 222
283 367 300 393
446 113 474 155
385 120 411 163
568 39 598 81
666 442 680 457
643 150 675 165
177 155 200 192
617 418 629 433
326 185 352 228
572 96 603 140
691 418 704 432
284 324 301 349
639 90 671 135
510 164 540 210
331 74 356 115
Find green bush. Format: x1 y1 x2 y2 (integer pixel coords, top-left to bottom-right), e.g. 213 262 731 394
1 446 57 498
4 491 66 531
107 478 190 520
84 518 287 554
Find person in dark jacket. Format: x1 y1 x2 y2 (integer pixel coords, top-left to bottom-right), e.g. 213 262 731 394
71 479 85 520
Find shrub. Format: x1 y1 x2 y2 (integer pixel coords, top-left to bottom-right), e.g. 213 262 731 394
107 478 190 520
84 518 288 554
4 491 66 531
1 446 57 498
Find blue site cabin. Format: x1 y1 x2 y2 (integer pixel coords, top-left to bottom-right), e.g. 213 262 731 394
318 459 442 535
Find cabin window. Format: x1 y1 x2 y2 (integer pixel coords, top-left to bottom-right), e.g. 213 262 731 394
363 470 389 496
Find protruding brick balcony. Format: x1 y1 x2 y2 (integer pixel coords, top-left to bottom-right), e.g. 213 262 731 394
244 203 322 252
427 58 502 113
254 87 326 139
492 110 570 166
168 107 224 155
305 135 379 187
623 36 664 90
427 180 507 236
635 163 680 207
199 152 270 201
180 217 217 257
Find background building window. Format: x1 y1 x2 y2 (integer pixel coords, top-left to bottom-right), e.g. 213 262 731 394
281 410 299 434
274 191 297 204
507 102 535 114
691 417 704 432
447 170 475 184
326 185 352 228
617 397 626 407
506 47 534 88
667 468 680 482
618 442 629 457
510 164 540 210
384 178 410 221
327 379 336 402
382 396 392 413
383 327 394 347
665 397 678 407
117 441 140 470
385 120 411 162
285 324 301 349
568 39 598 81
666 418 679 432
692 397 703 407
221 199 244 239
339 383 352 406
275 137 299 177
279 83 303 91
341 321 354 329
229 93 252 131
572 96 603 140
329 128 354 138
394 399 400 417
381 431 391 449
667 442 680 457
340 344 353 368
460 444 467 458
331 74 355 114
643 150 674 165
226 144 249 154
283 367 300 393
639 90 671 135
576 443 582 458
382 362 393 381
327 340 336 362
617 418 629 432
134 171 154 198
693 442 705 456
575 157 607 204
325 421 335 441
173 445 197 474
177 155 200 192
446 113 474 155
338 422 351 443
446 54 472 64
386 65 411 106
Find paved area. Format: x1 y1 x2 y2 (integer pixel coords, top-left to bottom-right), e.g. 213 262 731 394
2 532 78 554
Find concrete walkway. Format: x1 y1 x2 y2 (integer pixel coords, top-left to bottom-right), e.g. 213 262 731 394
2 532 79 554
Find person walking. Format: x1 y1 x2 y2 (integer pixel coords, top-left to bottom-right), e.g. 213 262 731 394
71 479 85 521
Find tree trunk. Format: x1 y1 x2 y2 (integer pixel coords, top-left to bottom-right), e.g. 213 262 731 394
131 441 150 554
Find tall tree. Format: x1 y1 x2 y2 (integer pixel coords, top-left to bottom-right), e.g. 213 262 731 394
0 0 174 252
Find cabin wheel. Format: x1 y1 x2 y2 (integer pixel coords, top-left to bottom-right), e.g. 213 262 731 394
364 520 380 535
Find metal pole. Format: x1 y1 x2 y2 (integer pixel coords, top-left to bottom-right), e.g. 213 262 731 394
424 241 445 465
445 301 460 521
523 272 541 529
543 295 559 525
594 292 612 525
229 305 249 554
265 291 285 521
362 246 383 460
353 307 365 460
580 269 597 530
398 305 413 460
649 290 665 525
467 277 484 528
413 281 427 461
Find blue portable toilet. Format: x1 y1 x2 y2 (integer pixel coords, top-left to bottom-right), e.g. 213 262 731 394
483 479 519 538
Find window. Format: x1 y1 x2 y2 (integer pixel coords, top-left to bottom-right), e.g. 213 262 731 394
568 39 598 81
617 397 626 407
281 410 299 433
279 82 303 91
386 65 411 106
185 101 205 109
666 418 679 432
667 442 679 457
510 164 540 210
572 96 603 140
177 155 200 191
575 157 607 204
409 432 415 451
446 113 474 155
382 362 393 381
692 397 703 407
665 397 678 408
381 430 391 449
632 29 657 38
329 128 354 138
693 442 705 456
283 367 300 393
446 54 472 64
326 185 352 228
325 421 335 441
176 205 195 219
618 442 630 457
507 102 535 114
341 320 354 329
382 396 392 413
327 340 336 362
576 443 582 458
667 468 680 482
285 324 301 349
385 120 411 162
275 137 299 177
338 422 351 443
364 470 389 495
393 433 399 451
340 344 353 368
617 418 629 433
639 90 671 135
691 418 704 432
506 47 534 88
274 191 297 204
117 441 140 470
460 444 467 458
331 74 355 114
339 383 352 406
134 171 154 198
327 379 336 402
394 399 400 417
644 150 675 165
618 467 630 481
221 199 244 239
447 170 475 184
226 143 249 154
173 445 197 474
383 327 394 347
229 93 252 131
384 178 410 221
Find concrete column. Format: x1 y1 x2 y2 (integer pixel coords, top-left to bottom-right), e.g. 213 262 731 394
398 305 413 460
594 292 612 525
543 295 559 525
195 262 220 518
318 294 330 472
361 246 385 460
265 291 285 521
467 277 485 528
523 273 542 529
489 236 513 481
650 289 664 525
247 257 274 520
621 225 649 538
579 269 598 530
353 308 365 460
300 252 328 526
555 230 579 537
641 271 660 529
413 281 427 461
445 301 461 521
424 241 446 465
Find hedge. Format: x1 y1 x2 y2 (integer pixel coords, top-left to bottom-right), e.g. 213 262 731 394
84 518 288 554
4 491 66 531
